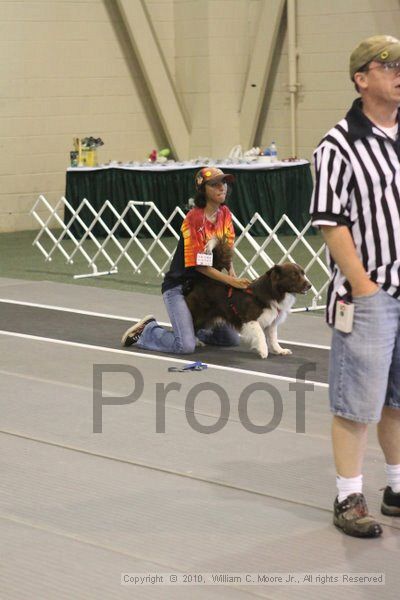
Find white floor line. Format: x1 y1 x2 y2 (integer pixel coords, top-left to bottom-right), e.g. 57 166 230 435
0 297 331 350
279 339 330 350
0 297 138 323
0 330 329 388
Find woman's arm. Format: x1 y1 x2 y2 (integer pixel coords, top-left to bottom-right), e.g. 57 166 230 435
196 265 250 289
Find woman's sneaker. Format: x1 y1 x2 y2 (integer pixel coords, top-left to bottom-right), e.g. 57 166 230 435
381 487 400 516
333 493 382 538
121 315 155 347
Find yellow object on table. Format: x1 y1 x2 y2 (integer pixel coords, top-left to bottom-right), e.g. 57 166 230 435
83 148 98 167
79 147 98 167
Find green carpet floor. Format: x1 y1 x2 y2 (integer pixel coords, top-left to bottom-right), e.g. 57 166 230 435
0 229 327 308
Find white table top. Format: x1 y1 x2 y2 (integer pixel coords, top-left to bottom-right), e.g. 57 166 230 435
67 159 309 173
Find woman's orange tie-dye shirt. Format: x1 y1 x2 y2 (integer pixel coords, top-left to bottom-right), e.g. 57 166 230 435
181 205 235 267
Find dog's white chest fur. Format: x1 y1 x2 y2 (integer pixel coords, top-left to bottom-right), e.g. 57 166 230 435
240 293 295 359
257 294 295 329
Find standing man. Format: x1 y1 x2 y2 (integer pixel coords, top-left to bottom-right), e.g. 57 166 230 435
310 35 400 537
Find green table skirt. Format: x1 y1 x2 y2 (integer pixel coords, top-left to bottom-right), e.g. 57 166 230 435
65 164 314 238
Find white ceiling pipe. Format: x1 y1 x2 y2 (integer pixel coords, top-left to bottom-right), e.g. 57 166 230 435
287 0 299 157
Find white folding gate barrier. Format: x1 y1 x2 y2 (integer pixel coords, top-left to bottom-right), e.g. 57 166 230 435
31 195 330 311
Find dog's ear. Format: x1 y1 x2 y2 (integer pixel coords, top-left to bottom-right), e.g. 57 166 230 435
270 265 282 279
267 265 285 293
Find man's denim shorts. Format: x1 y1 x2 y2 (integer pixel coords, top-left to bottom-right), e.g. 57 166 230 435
329 288 400 423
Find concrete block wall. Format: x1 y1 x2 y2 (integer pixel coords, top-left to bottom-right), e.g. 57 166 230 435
174 0 211 158
258 0 400 160
0 0 399 232
0 0 160 232
207 0 254 158
174 0 259 157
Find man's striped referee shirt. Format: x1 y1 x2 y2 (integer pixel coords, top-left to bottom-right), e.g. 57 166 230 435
310 98 400 325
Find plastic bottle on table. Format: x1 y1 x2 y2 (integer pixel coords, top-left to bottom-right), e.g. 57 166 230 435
270 141 278 162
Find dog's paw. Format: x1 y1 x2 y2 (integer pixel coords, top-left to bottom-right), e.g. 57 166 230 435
258 350 269 359
195 337 206 347
271 347 292 356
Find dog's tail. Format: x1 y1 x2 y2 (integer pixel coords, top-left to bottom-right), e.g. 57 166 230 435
211 238 233 272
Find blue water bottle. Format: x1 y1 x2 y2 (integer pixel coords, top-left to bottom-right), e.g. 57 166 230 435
270 141 278 162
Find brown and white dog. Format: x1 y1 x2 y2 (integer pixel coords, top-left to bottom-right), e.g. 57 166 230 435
184 241 311 358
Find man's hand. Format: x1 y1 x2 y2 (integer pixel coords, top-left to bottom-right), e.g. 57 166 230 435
321 225 379 298
352 280 379 298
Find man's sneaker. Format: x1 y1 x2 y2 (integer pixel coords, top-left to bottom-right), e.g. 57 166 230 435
381 486 400 516
121 315 155 347
333 493 383 538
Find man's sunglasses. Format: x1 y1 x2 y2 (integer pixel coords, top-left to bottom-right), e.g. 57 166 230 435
360 59 400 74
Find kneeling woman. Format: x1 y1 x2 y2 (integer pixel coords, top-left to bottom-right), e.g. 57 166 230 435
121 167 250 354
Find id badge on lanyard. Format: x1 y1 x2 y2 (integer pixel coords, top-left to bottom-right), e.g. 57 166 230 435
196 252 213 266
196 214 216 266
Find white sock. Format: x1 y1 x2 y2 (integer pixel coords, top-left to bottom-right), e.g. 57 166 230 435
336 474 363 502
385 464 400 493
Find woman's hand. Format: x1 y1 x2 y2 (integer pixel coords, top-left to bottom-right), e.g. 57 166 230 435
196 266 250 288
230 277 251 289
228 264 236 277
228 264 250 288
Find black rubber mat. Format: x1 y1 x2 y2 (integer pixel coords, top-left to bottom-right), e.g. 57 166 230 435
0 302 329 383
